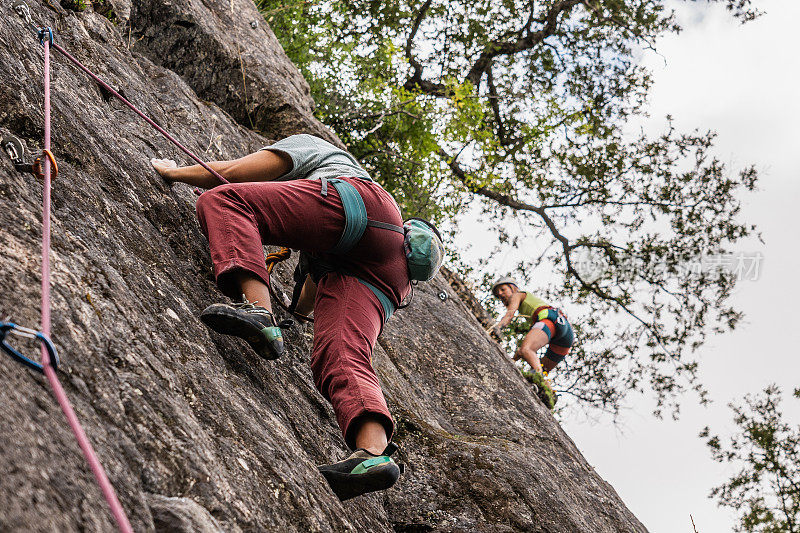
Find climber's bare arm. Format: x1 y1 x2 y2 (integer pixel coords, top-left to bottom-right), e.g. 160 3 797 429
150 150 293 189
496 292 525 329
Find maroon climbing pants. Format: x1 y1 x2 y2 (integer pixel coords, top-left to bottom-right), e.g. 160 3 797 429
195 177 409 448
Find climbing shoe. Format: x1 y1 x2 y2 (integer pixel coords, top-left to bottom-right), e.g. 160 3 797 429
199 299 285 359
318 443 403 501
520 369 557 410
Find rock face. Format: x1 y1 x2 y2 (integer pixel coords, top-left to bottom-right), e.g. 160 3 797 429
0 2 647 532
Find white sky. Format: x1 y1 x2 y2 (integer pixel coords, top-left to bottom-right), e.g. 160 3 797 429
566 2 800 530
457 1 800 530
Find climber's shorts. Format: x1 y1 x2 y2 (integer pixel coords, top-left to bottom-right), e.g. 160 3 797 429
532 310 574 364
195 177 411 448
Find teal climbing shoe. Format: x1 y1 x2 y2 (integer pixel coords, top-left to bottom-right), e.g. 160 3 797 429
200 299 285 360
318 443 403 501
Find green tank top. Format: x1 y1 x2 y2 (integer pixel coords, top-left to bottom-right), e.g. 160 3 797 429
517 292 550 325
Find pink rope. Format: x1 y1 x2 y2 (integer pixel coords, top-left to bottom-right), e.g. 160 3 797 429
39 38 134 533
25 23 235 531
51 41 229 186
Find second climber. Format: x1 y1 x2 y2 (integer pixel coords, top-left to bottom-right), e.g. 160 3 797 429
490 277 574 376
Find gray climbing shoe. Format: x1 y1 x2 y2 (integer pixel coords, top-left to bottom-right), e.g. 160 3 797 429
200 299 285 359
318 443 403 501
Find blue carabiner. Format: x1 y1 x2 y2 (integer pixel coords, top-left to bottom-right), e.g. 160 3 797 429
38 26 54 46
0 322 60 373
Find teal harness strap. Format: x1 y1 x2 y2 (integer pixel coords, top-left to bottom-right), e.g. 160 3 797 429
327 179 368 255
310 177 400 324
356 278 395 322
367 219 404 234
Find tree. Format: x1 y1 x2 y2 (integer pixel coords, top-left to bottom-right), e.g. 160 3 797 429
701 386 800 533
256 0 761 416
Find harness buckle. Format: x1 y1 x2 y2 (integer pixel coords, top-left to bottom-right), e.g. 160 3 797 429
0 321 60 374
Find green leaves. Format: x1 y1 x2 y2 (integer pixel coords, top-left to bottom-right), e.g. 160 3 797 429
703 386 800 532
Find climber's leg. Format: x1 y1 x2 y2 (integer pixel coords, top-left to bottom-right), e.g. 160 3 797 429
516 327 549 373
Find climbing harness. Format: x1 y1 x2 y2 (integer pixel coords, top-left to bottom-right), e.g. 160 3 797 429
0 321 60 373
261 177 409 326
284 178 444 325
321 178 405 253
284 177 405 324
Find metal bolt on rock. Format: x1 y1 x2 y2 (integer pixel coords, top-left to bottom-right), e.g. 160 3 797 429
12 0 34 27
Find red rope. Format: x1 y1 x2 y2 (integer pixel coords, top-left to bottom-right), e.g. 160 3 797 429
39 38 134 533
50 41 229 186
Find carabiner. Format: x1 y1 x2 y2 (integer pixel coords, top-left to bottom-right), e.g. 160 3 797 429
38 26 54 46
0 322 60 373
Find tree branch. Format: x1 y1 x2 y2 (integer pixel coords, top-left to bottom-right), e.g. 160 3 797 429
439 145 676 356
486 67 521 148
464 0 582 89
403 0 448 96
405 0 581 96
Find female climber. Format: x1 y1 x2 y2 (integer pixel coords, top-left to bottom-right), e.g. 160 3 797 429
490 277 574 376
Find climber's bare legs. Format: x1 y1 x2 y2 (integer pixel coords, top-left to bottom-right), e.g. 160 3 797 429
295 276 317 316
236 272 272 312
514 328 549 373
352 415 389 455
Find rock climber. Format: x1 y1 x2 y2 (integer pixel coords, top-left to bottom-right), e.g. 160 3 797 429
490 277 574 376
151 133 407 501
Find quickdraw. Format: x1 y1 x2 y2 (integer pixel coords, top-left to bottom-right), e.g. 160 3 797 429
2 135 60 181
0 321 60 373
32 149 58 181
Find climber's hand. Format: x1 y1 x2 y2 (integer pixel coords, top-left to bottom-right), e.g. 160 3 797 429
484 322 503 341
150 158 178 180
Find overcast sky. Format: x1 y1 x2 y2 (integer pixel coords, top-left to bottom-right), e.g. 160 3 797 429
563 1 800 531
456 1 799 530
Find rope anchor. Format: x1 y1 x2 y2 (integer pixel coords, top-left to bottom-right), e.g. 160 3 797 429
2 135 31 172
0 321 60 373
11 0 33 26
2 135 58 180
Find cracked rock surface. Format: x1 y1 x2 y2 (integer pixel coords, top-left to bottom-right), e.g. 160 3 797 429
0 1 646 531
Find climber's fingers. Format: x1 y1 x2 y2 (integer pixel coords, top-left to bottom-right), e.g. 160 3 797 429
150 158 178 178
